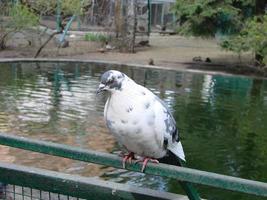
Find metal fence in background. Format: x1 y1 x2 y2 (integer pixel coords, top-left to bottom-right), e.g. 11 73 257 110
1 185 81 200
0 161 184 200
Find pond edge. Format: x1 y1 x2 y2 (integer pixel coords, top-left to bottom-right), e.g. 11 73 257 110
0 58 265 80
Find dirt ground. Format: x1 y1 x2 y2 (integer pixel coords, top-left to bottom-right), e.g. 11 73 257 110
0 32 255 73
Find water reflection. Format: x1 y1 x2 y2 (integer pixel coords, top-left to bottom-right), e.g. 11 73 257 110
0 62 267 200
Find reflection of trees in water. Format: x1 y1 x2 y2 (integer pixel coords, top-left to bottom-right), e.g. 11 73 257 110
172 75 267 200
5 133 115 177
0 62 116 176
237 79 265 180
2 62 267 200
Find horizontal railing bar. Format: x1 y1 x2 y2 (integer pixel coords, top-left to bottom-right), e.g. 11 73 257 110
0 133 267 197
0 161 184 200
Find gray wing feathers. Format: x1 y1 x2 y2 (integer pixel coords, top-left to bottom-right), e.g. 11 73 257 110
153 95 185 161
154 95 179 142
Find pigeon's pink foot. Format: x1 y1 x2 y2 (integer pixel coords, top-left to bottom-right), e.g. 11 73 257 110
135 157 159 172
122 152 135 168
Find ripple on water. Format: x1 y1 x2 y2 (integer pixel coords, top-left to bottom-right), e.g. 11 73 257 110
0 112 9 131
1 62 267 200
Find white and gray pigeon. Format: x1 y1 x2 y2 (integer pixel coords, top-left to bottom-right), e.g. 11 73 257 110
97 70 185 172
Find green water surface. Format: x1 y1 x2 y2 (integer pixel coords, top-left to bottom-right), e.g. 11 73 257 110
0 62 267 200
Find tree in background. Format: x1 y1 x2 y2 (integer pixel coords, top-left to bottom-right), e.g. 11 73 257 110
23 0 88 21
0 3 39 50
0 0 88 52
174 0 267 66
21 0 90 57
221 15 267 66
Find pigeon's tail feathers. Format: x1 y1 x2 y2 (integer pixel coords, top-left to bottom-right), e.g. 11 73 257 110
158 150 182 166
158 142 185 167
168 141 186 162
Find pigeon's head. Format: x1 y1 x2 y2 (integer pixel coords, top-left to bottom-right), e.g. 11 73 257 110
97 70 126 94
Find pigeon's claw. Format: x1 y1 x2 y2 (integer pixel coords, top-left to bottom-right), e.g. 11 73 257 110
122 152 135 168
135 157 159 172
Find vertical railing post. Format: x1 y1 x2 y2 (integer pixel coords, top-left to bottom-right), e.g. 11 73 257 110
177 159 201 200
180 182 201 200
56 0 62 32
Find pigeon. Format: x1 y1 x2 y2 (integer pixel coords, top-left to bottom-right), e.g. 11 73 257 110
97 70 185 172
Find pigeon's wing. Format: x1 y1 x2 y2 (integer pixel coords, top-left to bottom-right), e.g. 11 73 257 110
103 95 111 120
153 95 185 161
136 84 179 143
154 96 179 143
135 84 185 160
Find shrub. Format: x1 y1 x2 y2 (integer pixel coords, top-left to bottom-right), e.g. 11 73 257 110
84 33 109 42
0 3 39 49
221 15 267 66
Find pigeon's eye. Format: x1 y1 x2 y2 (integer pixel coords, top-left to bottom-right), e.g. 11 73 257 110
107 78 114 84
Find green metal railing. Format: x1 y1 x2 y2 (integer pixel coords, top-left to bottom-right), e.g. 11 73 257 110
0 162 182 200
56 0 62 32
0 132 267 199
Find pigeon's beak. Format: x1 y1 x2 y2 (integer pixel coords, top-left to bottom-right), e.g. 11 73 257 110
96 83 106 95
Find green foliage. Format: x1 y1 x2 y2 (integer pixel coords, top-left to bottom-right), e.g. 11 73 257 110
0 3 39 49
220 35 249 55
30 0 90 16
0 1 11 16
174 0 257 37
61 0 83 16
84 33 108 42
29 0 56 16
174 0 267 65
9 4 39 30
221 15 267 65
174 0 245 36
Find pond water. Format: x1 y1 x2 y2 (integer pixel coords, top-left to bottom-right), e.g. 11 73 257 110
0 62 267 200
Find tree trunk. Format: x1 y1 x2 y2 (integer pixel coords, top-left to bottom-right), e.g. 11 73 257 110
0 35 7 50
122 0 128 39
254 0 266 65
255 53 263 66
34 31 61 58
114 0 121 38
131 1 138 53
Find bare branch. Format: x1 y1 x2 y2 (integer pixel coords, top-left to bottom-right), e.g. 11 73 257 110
34 31 62 58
